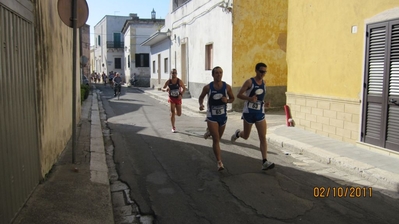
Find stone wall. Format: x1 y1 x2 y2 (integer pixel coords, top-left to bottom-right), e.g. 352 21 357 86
286 92 361 144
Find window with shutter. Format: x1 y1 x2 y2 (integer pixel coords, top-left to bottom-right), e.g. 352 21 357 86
114 33 121 48
115 58 121 69
367 26 385 95
362 19 399 152
135 54 149 67
386 22 399 149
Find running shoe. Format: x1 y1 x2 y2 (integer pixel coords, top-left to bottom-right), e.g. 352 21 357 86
204 128 211 139
171 127 176 133
262 160 275 170
217 161 224 171
231 129 240 142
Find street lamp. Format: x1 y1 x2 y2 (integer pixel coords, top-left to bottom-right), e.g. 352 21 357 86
166 29 175 41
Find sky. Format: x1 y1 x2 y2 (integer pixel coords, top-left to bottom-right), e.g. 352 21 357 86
85 0 170 45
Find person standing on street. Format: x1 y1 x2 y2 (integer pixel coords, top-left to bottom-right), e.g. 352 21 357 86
102 72 107 85
162 69 186 133
113 72 123 97
231 62 275 170
109 71 115 87
199 66 235 171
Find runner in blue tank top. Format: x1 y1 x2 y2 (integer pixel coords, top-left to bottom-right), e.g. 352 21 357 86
162 69 186 133
242 77 266 114
231 62 275 171
199 66 235 171
206 81 228 123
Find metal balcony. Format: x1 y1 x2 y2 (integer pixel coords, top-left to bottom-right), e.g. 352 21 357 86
106 41 124 48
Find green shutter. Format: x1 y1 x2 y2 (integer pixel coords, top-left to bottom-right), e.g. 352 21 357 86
144 54 149 67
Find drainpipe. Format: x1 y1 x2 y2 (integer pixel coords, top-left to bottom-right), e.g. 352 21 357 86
169 32 172 80
185 38 189 89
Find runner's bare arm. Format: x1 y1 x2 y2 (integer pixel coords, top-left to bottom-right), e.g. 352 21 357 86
226 84 235 104
198 84 210 111
179 80 186 96
237 79 253 101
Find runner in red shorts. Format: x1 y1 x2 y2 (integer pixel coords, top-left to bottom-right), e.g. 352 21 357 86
162 69 186 133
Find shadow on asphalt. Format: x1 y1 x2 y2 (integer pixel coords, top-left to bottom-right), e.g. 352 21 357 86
109 121 399 224
177 130 279 155
94 84 399 224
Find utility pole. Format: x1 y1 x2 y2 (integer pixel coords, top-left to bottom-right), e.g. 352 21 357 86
57 0 89 163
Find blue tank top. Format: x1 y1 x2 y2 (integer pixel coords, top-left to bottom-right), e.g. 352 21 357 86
242 78 266 113
207 81 227 117
168 78 181 98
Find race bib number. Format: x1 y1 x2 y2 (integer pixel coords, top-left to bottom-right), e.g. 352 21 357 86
211 105 225 115
170 89 180 97
248 101 262 110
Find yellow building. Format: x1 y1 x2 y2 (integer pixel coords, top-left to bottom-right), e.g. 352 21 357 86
231 0 398 153
286 1 399 153
232 0 288 111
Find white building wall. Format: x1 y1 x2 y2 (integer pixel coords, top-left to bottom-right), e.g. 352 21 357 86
106 16 129 77
106 51 124 78
136 27 161 53
170 0 232 98
150 39 172 88
94 15 130 78
94 19 105 74
124 26 131 82
124 23 164 86
90 46 95 74
133 26 159 77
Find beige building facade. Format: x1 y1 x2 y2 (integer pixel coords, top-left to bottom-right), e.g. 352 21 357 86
286 1 399 153
1 0 81 222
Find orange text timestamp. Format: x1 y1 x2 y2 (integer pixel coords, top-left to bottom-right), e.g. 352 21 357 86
313 186 372 198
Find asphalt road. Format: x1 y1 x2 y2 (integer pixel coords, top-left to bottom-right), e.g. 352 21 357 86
97 84 399 224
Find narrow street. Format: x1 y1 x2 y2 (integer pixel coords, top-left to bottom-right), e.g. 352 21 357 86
97 84 399 224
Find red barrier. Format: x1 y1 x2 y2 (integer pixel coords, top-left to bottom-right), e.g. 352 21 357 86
284 105 293 127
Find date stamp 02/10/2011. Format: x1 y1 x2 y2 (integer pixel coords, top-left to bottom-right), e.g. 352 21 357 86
313 186 373 198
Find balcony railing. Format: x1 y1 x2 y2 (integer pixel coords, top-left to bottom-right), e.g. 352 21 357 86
107 41 124 49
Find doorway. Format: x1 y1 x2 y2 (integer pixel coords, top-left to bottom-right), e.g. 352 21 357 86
181 42 188 87
361 19 399 152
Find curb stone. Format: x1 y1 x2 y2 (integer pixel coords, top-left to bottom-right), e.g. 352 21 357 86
96 89 152 224
267 132 399 193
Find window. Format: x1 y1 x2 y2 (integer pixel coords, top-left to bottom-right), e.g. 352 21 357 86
362 19 399 151
164 58 168 73
114 33 121 48
205 44 213 70
135 53 149 67
115 58 121 69
128 55 130 68
153 61 156 73
98 35 101 46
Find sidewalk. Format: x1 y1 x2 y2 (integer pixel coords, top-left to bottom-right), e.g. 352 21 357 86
138 87 399 197
12 92 114 224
